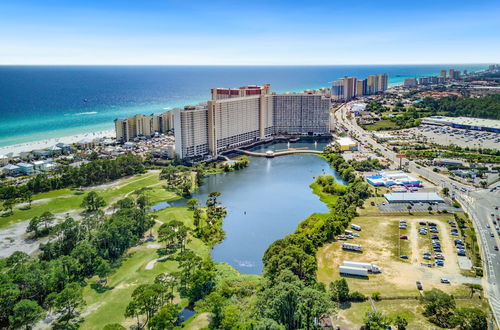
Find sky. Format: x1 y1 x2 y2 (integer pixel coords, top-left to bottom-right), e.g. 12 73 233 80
0 0 499 65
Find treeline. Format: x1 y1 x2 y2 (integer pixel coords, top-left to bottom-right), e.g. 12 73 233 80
348 158 386 172
253 146 371 329
0 192 154 329
417 94 500 120
0 154 145 201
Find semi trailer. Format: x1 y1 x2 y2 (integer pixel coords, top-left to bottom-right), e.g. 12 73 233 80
342 243 362 252
343 261 382 273
351 224 361 231
339 265 368 277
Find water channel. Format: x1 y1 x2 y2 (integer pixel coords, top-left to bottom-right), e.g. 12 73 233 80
169 140 345 274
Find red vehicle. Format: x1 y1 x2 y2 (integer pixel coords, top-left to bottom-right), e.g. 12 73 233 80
400 235 408 239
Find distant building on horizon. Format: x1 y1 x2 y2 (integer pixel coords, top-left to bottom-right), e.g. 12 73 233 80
332 76 357 101
440 69 447 79
367 73 388 94
403 78 418 88
356 79 367 97
449 69 461 80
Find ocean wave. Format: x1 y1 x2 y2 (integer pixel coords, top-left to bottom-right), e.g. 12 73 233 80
64 111 98 116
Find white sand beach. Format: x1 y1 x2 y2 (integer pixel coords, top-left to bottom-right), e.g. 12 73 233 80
0 129 116 156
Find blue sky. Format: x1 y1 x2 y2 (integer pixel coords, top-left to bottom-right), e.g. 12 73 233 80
1 0 499 65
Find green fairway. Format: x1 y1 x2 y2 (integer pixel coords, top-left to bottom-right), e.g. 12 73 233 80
81 206 210 329
0 171 178 229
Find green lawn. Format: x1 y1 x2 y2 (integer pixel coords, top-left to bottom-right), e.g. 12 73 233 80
81 206 210 329
0 171 178 229
361 120 400 131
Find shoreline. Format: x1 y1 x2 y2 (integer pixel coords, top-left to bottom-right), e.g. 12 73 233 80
0 129 116 156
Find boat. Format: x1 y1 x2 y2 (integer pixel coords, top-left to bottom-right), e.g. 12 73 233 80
289 137 300 142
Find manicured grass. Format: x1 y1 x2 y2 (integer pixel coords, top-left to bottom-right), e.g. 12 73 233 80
81 206 210 329
0 171 178 229
361 120 400 131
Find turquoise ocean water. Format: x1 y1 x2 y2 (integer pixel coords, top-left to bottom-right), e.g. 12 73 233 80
0 65 487 148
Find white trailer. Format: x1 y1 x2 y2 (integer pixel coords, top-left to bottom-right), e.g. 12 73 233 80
351 224 361 231
343 261 382 273
339 266 368 277
342 243 362 252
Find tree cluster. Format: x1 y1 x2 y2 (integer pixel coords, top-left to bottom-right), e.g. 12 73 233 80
1 192 154 329
0 154 144 202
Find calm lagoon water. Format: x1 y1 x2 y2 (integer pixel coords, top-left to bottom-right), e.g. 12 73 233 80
171 141 344 274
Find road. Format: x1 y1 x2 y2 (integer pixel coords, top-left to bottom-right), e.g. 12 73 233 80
335 102 500 326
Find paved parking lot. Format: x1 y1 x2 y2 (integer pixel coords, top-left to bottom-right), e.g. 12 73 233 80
405 125 500 150
378 202 461 213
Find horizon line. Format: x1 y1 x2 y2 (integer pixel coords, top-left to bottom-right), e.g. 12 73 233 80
0 62 496 67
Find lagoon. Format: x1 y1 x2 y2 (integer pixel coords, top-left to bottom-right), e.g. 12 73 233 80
171 141 344 274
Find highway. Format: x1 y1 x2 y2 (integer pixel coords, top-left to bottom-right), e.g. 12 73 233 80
335 102 500 326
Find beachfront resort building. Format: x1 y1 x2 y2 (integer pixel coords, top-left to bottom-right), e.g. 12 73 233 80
115 112 173 142
173 84 331 159
332 74 388 101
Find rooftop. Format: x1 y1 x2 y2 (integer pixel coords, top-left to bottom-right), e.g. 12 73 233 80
423 116 500 130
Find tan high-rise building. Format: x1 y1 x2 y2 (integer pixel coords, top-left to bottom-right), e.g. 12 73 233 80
377 73 388 92
331 77 357 101
115 111 173 142
440 70 447 78
367 75 379 94
356 79 367 97
173 84 330 159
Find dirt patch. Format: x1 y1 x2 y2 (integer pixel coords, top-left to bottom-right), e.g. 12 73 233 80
317 215 478 296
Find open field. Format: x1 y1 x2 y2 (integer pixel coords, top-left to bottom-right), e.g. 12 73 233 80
0 170 178 229
361 120 400 131
81 206 210 329
334 297 491 329
317 214 479 297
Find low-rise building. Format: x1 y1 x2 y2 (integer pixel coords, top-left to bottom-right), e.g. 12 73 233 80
367 171 421 187
2 164 21 176
434 158 465 167
384 192 445 203
336 137 358 151
17 162 34 175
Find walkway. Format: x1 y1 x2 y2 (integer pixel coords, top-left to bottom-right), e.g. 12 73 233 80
236 148 323 157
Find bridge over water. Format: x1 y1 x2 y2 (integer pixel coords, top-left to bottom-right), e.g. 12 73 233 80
235 148 323 158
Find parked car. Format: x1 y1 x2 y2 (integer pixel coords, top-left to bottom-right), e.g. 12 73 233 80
400 255 408 259
400 235 408 239
440 278 450 284
436 260 444 266
423 252 431 256
416 281 423 290
419 222 427 226
495 246 499 251
423 256 432 260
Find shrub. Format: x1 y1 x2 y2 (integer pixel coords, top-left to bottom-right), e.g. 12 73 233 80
371 292 381 301
350 291 367 302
